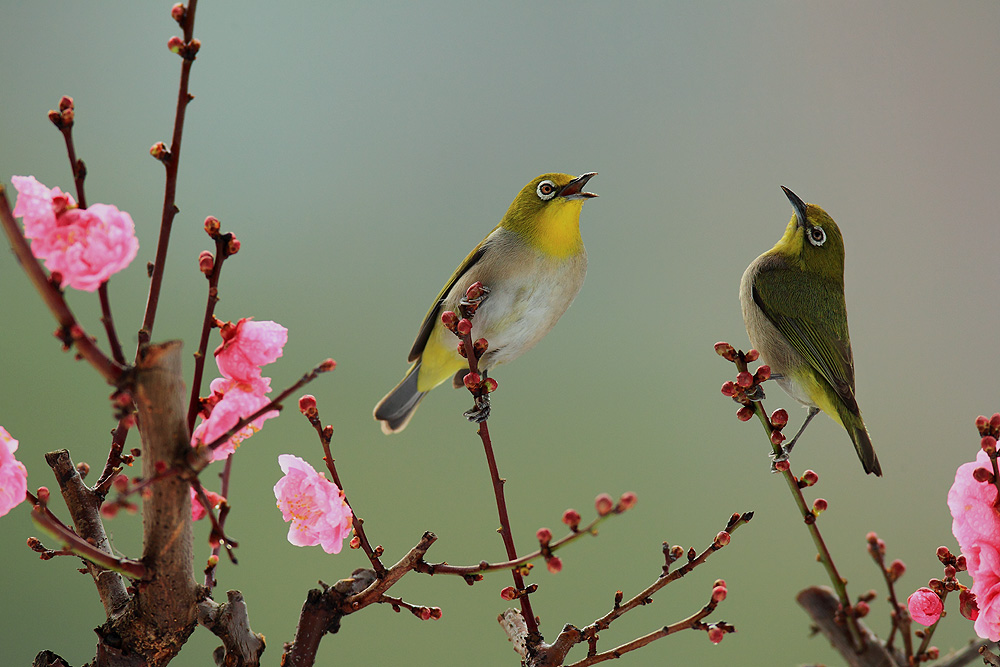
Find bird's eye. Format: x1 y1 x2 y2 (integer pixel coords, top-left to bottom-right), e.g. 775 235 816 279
536 180 557 201
808 226 826 247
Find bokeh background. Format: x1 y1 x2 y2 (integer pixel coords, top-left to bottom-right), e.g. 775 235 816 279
2 2 998 665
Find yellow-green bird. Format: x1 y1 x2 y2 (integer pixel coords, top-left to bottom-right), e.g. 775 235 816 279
740 186 881 476
374 172 597 434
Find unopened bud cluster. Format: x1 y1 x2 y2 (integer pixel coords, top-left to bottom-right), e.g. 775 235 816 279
167 35 201 60
976 414 1000 478
718 343 778 434
48 96 75 129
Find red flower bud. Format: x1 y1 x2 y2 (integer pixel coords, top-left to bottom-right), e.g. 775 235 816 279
226 237 241 256
982 436 997 454
707 626 725 644
744 349 760 362
800 469 819 487
736 371 753 388
889 559 906 581
456 341 468 357
48 109 62 127
714 531 731 547
936 546 952 563
500 586 517 601
473 338 488 356
866 531 879 544
198 250 214 275
617 491 637 511
536 527 552 544
712 585 727 602
429 607 443 620
736 406 755 421
977 415 989 434
349 536 361 550
418 607 432 621
755 365 771 382
465 281 486 302
456 318 473 336
150 142 169 160
167 36 184 53
441 310 458 330
171 3 186 22
546 556 563 573
854 601 870 617
960 588 980 621
774 460 790 472
113 474 129 492
714 341 736 360
721 381 736 397
463 372 481 390
991 413 1000 434
956 555 967 572
100 503 119 519
484 378 499 393
927 647 939 660
595 493 614 516
770 409 788 427
203 216 220 235
562 508 581 529
36 487 50 504
319 358 337 372
770 430 785 446
59 96 74 111
298 394 317 415
812 498 828 514
944 565 957 579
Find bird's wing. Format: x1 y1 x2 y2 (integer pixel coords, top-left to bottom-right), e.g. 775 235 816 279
751 261 858 412
407 241 489 362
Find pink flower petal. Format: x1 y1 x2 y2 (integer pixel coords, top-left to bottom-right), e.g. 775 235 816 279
215 318 288 382
907 588 943 626
273 454 352 555
0 426 29 518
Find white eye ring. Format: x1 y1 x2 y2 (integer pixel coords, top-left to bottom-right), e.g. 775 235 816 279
536 180 557 201
807 226 826 247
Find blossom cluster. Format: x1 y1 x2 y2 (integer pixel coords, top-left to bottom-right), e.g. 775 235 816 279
0 427 28 518
12 176 138 291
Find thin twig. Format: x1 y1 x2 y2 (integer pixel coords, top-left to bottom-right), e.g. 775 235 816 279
187 234 228 432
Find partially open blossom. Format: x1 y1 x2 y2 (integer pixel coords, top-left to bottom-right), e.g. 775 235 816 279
215 318 288 382
0 427 28 518
191 377 278 461
274 454 353 554
949 449 1000 639
190 487 226 521
12 176 139 291
907 587 943 626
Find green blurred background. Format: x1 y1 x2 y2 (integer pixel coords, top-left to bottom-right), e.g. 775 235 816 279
2 2 998 665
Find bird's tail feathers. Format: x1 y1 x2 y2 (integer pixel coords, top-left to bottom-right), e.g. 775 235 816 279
374 362 427 434
840 408 881 476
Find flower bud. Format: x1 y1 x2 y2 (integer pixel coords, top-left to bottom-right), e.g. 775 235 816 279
429 607 443 620
982 436 997 454
714 341 736 360
463 372 481 390
150 141 169 161
60 108 75 125
441 311 458 330
484 378 499 393
465 281 486 302
298 394 317 415
866 531 879 544
101 503 119 519
770 430 785 446
707 626 725 644
546 556 563 573
48 109 62 127
171 3 186 22
774 460 790 472
536 527 552 544
755 365 771 382
960 588 979 621
226 237 241 256
927 647 939 660
720 381 736 397
889 559 906 581
800 469 819 487
991 413 1000 434
473 338 488 358
198 250 214 275
319 358 337 372
936 546 952 563
973 466 995 483
456 341 468 358
168 36 184 53
712 585 727 602
562 508 581 530
618 491 637 511
736 406 754 422
36 487 50 504
418 606 432 620
977 415 989 434
500 586 517 601
736 371 753 388
207 554 220 567
456 318 473 336
714 531 731 547
854 601 870 618
956 555 967 571
944 564 957 579
812 498 828 514
76 462 91 478
203 216 221 236
349 536 361 549
908 587 944 626
770 409 788 427
58 95 74 112
595 493 614 516
744 349 759 362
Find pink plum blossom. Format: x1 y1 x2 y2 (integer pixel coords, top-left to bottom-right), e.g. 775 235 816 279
12 176 139 291
907 588 943 626
0 426 28 518
191 377 278 462
190 487 226 521
949 449 1000 640
215 318 288 382
274 454 353 554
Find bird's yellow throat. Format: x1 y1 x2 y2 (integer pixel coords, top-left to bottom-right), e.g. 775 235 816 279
516 199 585 258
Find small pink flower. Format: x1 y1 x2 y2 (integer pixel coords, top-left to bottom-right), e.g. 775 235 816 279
949 449 1000 640
0 427 28 518
12 176 138 291
190 486 226 521
191 377 277 461
273 454 353 554
215 318 288 382
908 587 943 626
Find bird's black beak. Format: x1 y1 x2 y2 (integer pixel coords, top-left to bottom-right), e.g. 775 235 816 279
559 172 598 200
781 185 808 227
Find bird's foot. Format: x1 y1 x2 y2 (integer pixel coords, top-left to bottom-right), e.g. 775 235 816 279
769 447 790 473
464 393 491 423
745 384 766 402
459 283 491 317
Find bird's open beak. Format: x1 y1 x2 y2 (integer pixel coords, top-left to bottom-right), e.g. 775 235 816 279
559 172 598 200
781 186 808 227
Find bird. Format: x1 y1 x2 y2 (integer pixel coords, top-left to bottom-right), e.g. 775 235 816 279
374 172 597 434
740 186 881 476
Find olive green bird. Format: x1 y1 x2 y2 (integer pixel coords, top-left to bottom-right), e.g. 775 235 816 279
374 172 597 434
740 186 881 476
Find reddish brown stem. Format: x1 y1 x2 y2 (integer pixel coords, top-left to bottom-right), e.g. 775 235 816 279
187 234 228 432
139 0 199 346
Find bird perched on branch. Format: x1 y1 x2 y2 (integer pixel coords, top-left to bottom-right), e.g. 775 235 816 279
740 186 881 476
374 172 597 434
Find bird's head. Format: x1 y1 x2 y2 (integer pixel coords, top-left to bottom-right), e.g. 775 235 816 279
770 186 846 278
502 172 597 256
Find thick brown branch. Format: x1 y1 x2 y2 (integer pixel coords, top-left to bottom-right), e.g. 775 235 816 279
796 586 897 667
197 591 266 667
